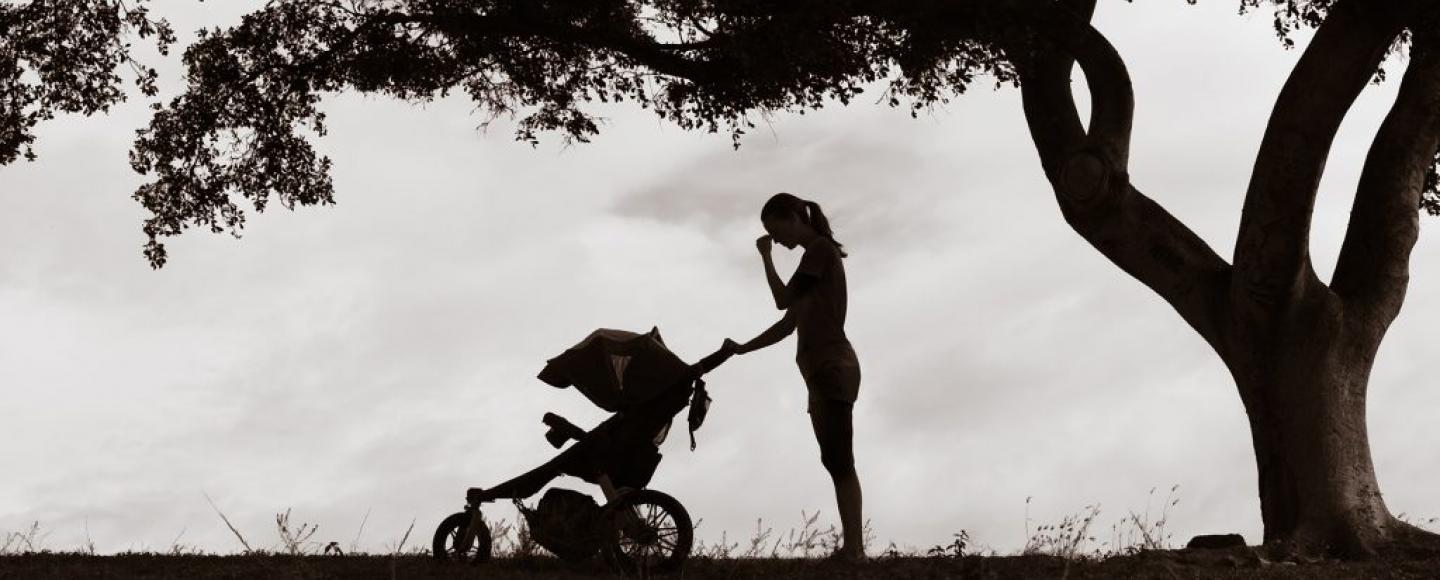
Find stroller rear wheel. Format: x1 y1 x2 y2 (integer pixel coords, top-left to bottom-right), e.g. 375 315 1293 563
602 489 693 575
432 511 492 563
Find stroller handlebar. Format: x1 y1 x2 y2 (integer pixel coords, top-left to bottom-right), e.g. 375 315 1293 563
693 344 735 377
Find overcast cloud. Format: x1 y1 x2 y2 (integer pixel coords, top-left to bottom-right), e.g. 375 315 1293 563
2 1 1438 555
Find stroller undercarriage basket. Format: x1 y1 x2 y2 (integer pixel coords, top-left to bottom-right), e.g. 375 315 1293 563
522 488 606 562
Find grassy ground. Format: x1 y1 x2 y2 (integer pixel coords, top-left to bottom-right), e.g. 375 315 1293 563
7 492 1437 579
3 551 1440 580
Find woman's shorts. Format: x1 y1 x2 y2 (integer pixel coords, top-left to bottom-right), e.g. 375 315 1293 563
801 359 861 413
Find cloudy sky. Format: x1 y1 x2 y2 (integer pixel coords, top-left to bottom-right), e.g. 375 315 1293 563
3 1 1438 556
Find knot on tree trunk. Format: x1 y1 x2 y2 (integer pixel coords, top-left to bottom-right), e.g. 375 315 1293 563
1058 149 1122 207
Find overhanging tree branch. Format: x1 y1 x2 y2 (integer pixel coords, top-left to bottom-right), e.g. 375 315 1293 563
1018 0 1232 350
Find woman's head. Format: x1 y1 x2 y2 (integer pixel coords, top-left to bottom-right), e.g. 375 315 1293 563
760 192 847 257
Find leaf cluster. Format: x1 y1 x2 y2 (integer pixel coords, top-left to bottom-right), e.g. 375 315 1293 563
0 0 173 163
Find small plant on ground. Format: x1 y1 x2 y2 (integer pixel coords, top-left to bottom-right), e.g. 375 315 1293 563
482 516 541 558
775 510 828 557
275 508 320 555
880 541 910 559
166 527 208 556
203 493 253 554
926 530 970 559
694 530 738 559
1 521 48 555
1022 497 1102 560
487 517 515 557
1118 485 1179 554
386 519 416 580
511 517 538 558
79 520 96 556
741 518 774 558
862 517 877 554
348 507 371 554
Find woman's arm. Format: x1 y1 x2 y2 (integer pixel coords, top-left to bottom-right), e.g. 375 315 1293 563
761 249 788 309
728 309 797 354
758 236 819 310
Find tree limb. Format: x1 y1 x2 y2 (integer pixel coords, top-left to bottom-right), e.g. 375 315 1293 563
1331 29 1440 328
1017 0 1232 351
1018 0 1090 181
1232 0 1406 306
1017 0 1133 168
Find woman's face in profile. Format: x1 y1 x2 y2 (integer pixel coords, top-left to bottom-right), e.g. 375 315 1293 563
763 215 803 249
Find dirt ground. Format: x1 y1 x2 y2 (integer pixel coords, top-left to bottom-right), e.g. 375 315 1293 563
3 550 1440 580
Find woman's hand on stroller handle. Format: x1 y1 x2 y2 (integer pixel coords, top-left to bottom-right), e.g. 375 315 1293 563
723 338 744 355
695 341 739 375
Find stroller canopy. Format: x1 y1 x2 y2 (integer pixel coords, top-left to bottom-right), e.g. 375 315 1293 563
537 327 693 412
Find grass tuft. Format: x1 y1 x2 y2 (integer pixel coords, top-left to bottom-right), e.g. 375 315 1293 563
275 509 321 555
0 521 48 555
202 492 252 554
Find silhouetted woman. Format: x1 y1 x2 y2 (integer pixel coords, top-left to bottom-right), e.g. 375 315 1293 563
723 192 864 560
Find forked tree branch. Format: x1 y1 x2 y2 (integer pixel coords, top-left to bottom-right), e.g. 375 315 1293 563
1018 0 1232 351
1331 29 1440 330
1232 0 1407 306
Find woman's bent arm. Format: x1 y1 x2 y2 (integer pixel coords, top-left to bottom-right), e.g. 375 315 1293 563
762 252 789 309
762 253 819 310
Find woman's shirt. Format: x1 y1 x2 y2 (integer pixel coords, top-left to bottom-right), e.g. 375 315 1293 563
790 238 857 377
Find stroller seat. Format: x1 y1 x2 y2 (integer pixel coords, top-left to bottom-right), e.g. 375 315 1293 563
469 326 717 503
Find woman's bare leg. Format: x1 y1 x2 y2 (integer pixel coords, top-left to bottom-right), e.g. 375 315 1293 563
810 400 864 558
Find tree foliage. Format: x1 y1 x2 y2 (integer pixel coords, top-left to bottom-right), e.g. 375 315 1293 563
0 1 1435 264
125 0 1031 266
0 0 173 164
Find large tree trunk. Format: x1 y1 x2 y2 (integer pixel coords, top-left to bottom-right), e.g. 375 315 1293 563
1228 280 1397 556
1015 0 1440 558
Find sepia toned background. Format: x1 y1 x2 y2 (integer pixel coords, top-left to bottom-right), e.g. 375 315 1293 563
2 1 1436 554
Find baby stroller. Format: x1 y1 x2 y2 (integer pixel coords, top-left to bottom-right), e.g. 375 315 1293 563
432 327 733 574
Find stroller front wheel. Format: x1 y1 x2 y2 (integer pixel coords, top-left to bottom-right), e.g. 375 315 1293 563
602 489 693 575
432 510 492 563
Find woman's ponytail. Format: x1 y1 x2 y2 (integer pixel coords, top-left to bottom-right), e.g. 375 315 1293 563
761 192 848 258
804 200 848 258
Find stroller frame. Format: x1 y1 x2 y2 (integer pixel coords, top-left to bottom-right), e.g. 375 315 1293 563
432 341 733 573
